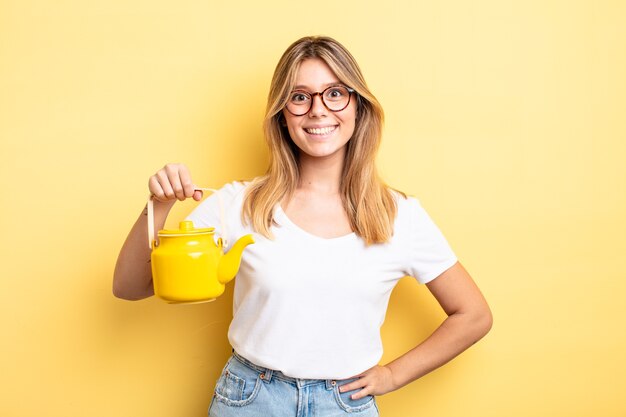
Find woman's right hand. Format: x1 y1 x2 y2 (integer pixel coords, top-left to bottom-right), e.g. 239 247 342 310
114 163 204 301
148 163 203 203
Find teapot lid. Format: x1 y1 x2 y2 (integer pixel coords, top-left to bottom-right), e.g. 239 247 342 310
158 220 214 236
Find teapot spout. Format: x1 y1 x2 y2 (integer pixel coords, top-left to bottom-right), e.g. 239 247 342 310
217 234 255 284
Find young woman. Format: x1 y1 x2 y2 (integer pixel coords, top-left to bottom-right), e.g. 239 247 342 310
113 36 492 417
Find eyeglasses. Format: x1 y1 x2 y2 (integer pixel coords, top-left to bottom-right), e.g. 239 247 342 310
285 85 355 116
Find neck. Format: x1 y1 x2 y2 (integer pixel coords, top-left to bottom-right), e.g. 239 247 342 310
296 150 345 194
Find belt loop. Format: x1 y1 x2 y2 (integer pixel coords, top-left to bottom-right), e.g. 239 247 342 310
260 368 273 383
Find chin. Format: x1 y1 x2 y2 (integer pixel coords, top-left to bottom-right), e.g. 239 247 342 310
300 144 346 159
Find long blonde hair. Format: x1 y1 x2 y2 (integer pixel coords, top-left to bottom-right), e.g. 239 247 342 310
242 35 399 245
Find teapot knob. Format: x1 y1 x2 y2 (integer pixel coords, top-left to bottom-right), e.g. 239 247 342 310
179 221 194 231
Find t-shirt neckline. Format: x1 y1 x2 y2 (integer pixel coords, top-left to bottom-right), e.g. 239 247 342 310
274 205 357 243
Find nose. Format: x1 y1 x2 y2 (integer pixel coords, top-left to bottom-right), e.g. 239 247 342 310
308 93 328 117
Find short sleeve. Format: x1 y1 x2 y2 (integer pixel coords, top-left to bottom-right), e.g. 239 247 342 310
401 197 458 284
185 181 248 247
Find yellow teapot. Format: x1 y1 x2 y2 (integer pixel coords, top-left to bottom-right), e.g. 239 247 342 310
147 188 254 304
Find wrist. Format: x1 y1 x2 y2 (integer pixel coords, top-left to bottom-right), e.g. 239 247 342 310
384 362 407 392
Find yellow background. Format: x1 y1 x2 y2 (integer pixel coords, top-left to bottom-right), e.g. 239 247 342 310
1 0 624 416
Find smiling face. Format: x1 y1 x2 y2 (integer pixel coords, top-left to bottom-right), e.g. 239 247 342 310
282 58 357 161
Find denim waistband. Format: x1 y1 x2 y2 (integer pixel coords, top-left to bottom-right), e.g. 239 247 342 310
232 351 339 389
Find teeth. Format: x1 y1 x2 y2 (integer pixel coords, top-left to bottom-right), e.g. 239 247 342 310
305 126 336 135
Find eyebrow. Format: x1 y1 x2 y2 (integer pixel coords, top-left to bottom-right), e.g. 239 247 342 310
292 82 343 91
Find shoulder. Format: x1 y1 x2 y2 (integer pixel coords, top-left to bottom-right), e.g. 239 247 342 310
390 189 422 216
191 180 253 214
389 190 439 233
187 180 255 228
212 179 253 202
218 179 250 194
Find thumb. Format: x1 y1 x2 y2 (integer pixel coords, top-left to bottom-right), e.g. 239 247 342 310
193 189 203 201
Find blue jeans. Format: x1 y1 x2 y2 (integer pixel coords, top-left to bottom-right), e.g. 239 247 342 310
208 352 380 416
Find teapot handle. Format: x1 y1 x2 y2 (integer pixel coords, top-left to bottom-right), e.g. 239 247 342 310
147 187 228 249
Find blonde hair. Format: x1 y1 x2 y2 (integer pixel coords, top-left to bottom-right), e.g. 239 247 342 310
242 35 399 245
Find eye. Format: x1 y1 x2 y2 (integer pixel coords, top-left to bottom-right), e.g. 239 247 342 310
290 91 310 104
325 87 347 101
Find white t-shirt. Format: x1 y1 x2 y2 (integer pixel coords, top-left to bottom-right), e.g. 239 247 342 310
187 181 457 379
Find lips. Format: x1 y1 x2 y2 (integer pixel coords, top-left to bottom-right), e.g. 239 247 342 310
303 125 337 135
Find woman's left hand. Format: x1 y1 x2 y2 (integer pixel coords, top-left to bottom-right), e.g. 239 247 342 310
339 365 396 400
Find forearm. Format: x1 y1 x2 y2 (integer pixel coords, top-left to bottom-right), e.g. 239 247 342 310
112 200 175 300
386 309 492 390
341 263 492 400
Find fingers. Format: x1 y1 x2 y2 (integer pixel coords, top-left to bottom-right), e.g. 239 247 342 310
173 164 196 200
350 388 370 400
338 365 394 400
339 377 370 400
338 377 365 395
148 163 197 202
